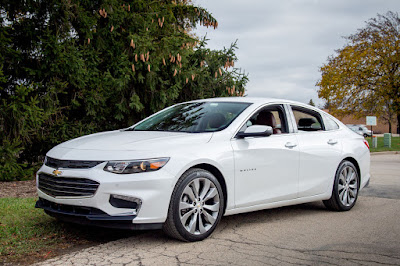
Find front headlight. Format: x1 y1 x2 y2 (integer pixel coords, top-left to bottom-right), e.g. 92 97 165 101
103 158 169 174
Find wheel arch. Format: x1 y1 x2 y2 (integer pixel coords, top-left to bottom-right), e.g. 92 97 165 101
188 163 228 214
342 156 361 185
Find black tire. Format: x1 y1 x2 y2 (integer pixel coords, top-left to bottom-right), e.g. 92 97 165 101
323 160 359 211
163 168 224 242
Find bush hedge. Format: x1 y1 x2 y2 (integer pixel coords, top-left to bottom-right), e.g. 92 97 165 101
0 0 248 181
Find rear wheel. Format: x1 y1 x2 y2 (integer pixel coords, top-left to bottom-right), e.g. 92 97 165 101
163 168 224 241
323 160 359 211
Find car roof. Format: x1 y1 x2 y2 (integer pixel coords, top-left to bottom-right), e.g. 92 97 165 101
187 97 305 106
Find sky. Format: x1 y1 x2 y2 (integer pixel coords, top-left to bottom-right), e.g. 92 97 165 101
194 0 400 107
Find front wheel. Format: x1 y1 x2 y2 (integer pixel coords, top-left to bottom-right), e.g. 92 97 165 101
323 160 359 211
163 168 224 241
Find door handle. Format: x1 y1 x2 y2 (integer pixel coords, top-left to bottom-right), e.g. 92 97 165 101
327 139 338 145
285 142 297 149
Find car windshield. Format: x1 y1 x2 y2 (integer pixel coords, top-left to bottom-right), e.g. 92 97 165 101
131 101 251 133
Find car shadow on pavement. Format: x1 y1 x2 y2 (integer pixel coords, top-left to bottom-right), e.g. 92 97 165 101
54 201 329 246
213 201 328 233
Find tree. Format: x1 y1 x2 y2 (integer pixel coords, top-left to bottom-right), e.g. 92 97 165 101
0 0 248 181
317 11 400 133
308 99 315 106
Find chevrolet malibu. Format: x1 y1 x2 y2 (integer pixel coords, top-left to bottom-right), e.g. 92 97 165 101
36 97 370 241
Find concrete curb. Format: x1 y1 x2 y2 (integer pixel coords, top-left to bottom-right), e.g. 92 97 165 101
371 151 400 155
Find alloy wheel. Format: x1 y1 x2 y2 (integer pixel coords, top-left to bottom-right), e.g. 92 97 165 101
178 178 220 235
338 165 358 207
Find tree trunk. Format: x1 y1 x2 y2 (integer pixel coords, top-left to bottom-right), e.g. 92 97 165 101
389 121 392 134
397 114 400 135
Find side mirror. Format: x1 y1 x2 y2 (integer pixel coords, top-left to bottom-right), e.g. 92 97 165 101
236 125 273 138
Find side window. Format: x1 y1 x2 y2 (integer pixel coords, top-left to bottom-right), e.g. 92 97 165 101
324 115 339 131
291 106 324 132
241 105 288 134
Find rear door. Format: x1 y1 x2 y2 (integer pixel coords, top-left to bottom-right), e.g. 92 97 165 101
289 105 343 197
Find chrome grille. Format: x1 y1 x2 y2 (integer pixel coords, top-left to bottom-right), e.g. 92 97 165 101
45 157 104 169
38 173 99 197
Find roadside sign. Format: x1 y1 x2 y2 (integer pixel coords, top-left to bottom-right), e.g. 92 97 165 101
366 116 377 126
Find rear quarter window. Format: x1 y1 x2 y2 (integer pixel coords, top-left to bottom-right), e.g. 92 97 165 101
324 115 340 131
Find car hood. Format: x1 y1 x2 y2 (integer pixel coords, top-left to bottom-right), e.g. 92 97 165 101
47 130 213 160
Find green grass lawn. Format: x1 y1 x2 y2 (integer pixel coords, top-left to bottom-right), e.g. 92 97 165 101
0 198 138 264
0 198 63 263
367 136 400 152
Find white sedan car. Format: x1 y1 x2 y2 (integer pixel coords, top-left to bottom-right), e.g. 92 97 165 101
36 97 370 241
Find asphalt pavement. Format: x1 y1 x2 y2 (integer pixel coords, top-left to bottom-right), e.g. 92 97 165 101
37 153 400 266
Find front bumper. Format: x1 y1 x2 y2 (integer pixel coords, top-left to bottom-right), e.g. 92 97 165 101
35 198 162 229
36 162 176 227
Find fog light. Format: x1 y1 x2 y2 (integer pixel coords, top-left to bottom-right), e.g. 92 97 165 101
109 194 142 214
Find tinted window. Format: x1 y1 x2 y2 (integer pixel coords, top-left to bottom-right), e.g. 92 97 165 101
132 102 251 133
291 106 324 132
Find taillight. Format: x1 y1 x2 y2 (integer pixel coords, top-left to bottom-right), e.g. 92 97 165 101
363 139 370 149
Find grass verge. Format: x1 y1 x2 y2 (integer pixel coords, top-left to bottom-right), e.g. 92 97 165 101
367 136 400 152
0 197 140 265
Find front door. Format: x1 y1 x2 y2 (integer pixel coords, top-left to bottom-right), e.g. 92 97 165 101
231 105 300 208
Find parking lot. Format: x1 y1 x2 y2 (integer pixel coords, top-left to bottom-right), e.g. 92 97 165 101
38 153 400 266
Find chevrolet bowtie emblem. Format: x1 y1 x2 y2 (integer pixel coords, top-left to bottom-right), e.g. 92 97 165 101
52 169 63 176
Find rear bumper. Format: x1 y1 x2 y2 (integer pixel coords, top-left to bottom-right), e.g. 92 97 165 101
35 198 162 230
